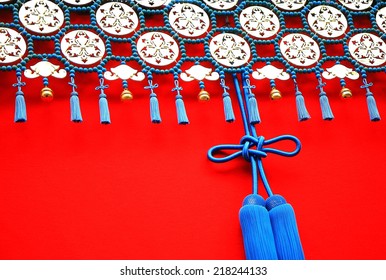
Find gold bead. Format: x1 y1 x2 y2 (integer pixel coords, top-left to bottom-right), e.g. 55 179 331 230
340 87 352 98
121 88 133 101
198 89 210 101
270 87 282 100
41 86 53 101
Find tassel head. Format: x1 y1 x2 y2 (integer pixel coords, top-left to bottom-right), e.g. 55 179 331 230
340 87 352 98
270 87 282 100
121 88 133 101
198 89 210 101
41 86 53 101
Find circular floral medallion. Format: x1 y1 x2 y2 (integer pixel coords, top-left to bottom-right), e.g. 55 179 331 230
337 0 373 11
169 3 210 37
239 6 280 38
203 0 238 10
19 0 64 34
210 33 251 67
134 0 168 8
270 0 307 11
280 33 321 66
96 2 139 36
307 5 348 38
0 28 27 64
0 0 13 2
348 33 386 66
376 7 386 33
62 0 93 6
137 32 180 66
61 30 105 65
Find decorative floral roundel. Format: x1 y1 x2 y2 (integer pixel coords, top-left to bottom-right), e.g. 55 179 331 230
307 5 348 38
62 0 93 6
169 3 210 37
376 7 386 33
19 0 64 34
203 0 238 10
270 0 307 11
280 33 321 67
0 28 27 64
337 0 373 11
239 6 280 39
134 0 168 8
210 33 251 67
61 30 106 65
348 33 386 67
96 2 139 36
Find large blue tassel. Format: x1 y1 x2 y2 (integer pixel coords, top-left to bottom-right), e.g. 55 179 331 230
14 91 27 122
239 194 278 260
150 93 161 123
175 95 189 125
99 93 111 124
265 195 305 260
295 91 310 121
319 92 334 121
70 91 83 122
366 93 380 122
222 92 235 123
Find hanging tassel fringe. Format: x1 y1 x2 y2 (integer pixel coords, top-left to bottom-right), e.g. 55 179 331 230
222 92 235 123
265 195 305 260
99 93 111 124
175 95 189 125
366 93 381 122
319 93 334 121
247 94 261 124
239 194 278 260
295 92 310 121
14 91 27 122
150 93 161 123
70 92 83 123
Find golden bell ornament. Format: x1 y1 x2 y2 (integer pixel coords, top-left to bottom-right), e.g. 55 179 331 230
340 87 352 98
121 88 133 101
41 86 53 101
198 89 210 101
270 87 282 100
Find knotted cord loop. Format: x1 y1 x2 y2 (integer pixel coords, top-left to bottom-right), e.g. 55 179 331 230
95 78 109 92
12 76 26 91
172 80 183 93
68 76 77 91
243 78 256 93
144 80 159 93
208 134 301 164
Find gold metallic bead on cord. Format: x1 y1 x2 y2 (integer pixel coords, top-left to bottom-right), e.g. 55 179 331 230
121 88 133 101
340 87 352 98
198 89 210 101
41 86 53 101
270 87 282 100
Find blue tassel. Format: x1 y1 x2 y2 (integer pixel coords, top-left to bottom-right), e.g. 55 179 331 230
99 93 111 124
222 92 235 123
239 194 278 260
295 91 310 121
247 94 261 124
175 95 189 125
14 91 27 122
70 91 83 123
266 195 305 260
366 93 381 122
150 93 161 123
319 92 334 121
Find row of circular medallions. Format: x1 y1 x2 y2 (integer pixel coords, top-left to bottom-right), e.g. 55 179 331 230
1 1 385 69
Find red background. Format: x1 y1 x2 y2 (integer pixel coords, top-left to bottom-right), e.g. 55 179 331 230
1 8 386 260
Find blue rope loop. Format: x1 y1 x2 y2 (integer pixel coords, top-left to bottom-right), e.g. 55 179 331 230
172 80 183 94
144 80 159 94
12 76 26 91
242 78 256 94
361 78 374 95
220 78 230 93
208 134 301 163
95 78 109 93
68 76 77 92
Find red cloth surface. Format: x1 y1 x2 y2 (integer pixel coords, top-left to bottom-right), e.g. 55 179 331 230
1 9 386 260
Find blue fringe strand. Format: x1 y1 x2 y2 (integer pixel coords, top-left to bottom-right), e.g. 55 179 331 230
150 93 161 123
99 93 111 124
14 91 27 122
223 92 235 123
239 194 278 260
70 92 83 123
247 94 261 124
295 92 310 121
319 92 334 121
266 195 305 260
175 95 189 125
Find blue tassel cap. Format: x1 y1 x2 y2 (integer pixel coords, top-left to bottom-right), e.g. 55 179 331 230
99 93 111 124
15 91 27 122
239 194 278 260
317 76 334 121
70 91 83 122
266 195 305 260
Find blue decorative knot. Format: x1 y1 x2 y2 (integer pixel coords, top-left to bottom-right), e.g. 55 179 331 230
95 78 109 92
12 76 26 91
172 80 183 93
208 135 301 164
145 80 159 93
